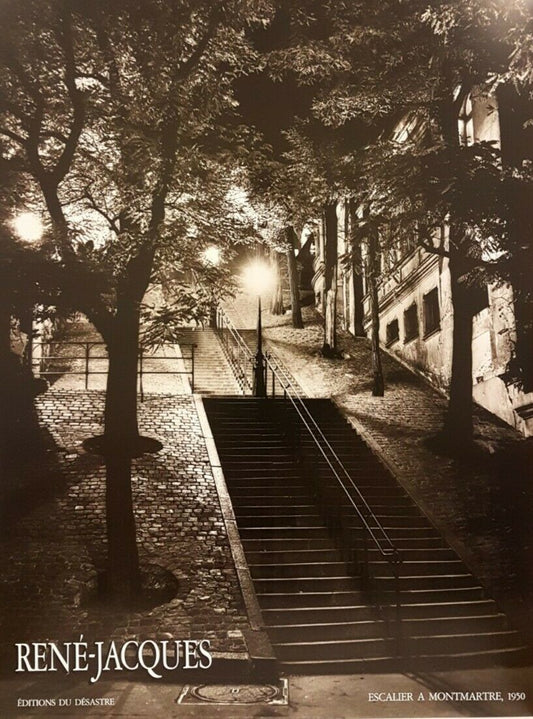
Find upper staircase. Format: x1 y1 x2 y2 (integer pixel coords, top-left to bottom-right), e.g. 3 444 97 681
204 396 530 674
178 327 241 395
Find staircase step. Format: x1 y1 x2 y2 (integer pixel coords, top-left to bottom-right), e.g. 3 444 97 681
262 605 378 624
246 546 458 564
374 574 479 590
257 586 487 609
246 548 349 564
236 514 325 528
406 631 524 656
239 526 331 539
203 396 526 673
257 590 367 609
261 600 502 624
279 645 531 675
254 576 360 593
234 504 318 515
250 561 350 579
229 486 311 497
242 537 339 551
368 560 467 576
269 620 387 642
274 637 397 661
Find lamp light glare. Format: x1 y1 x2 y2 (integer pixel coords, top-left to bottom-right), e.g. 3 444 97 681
12 212 44 242
202 246 222 266
242 260 275 296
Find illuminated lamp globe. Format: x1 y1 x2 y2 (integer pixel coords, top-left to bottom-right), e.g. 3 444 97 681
202 246 222 266
242 260 275 296
11 212 44 243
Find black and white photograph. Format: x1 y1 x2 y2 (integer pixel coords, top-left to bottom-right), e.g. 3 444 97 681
1 0 532 716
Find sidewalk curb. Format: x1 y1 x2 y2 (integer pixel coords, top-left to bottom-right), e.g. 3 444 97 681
192 395 278 681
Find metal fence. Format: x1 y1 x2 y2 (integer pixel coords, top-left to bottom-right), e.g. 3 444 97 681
32 341 196 399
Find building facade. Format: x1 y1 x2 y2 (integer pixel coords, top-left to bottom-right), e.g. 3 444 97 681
312 91 533 437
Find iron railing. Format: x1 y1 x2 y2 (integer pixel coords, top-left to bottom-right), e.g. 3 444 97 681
215 307 403 648
215 307 298 398
32 341 196 399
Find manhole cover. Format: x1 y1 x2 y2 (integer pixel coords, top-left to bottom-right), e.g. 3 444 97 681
177 679 288 705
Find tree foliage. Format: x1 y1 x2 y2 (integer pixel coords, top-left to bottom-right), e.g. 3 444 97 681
0 0 275 602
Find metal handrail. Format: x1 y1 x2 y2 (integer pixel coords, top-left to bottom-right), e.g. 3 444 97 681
215 308 254 394
215 307 402 570
32 340 196 397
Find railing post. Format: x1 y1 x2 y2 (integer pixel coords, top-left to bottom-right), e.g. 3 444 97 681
139 346 144 402
392 554 402 657
191 345 195 393
360 531 370 589
85 343 90 390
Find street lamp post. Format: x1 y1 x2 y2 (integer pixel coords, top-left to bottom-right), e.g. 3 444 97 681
242 260 275 398
201 246 221 329
253 292 266 397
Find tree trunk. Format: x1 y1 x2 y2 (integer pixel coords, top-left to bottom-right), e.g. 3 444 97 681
270 251 285 315
104 451 141 602
443 240 473 443
104 309 140 446
0 286 11 373
285 226 303 329
102 302 142 602
368 227 384 396
322 203 338 354
325 263 338 351
348 199 366 337
437 73 474 445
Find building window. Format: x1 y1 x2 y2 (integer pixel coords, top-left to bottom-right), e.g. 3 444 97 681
403 303 419 343
386 319 399 346
423 287 440 337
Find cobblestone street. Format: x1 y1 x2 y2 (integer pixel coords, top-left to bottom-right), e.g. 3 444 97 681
1 391 252 672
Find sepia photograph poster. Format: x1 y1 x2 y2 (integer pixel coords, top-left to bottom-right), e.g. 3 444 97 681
1 0 532 717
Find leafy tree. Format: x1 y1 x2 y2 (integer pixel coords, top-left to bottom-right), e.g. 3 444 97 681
0 0 269 601
267 0 533 446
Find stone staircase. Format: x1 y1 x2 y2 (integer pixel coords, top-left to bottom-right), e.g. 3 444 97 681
204 396 530 674
178 328 242 395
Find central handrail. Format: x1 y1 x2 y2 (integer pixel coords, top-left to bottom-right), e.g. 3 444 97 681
215 307 402 572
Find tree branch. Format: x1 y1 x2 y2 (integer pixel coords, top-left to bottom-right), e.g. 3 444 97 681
51 1 86 184
84 189 120 235
0 127 27 145
174 2 225 83
419 240 450 258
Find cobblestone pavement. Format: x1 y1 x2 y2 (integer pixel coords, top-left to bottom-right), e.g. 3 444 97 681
224 294 533 634
1 391 251 669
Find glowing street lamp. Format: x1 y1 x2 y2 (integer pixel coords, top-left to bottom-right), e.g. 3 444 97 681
202 245 221 266
11 212 44 243
242 260 275 397
201 246 222 327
